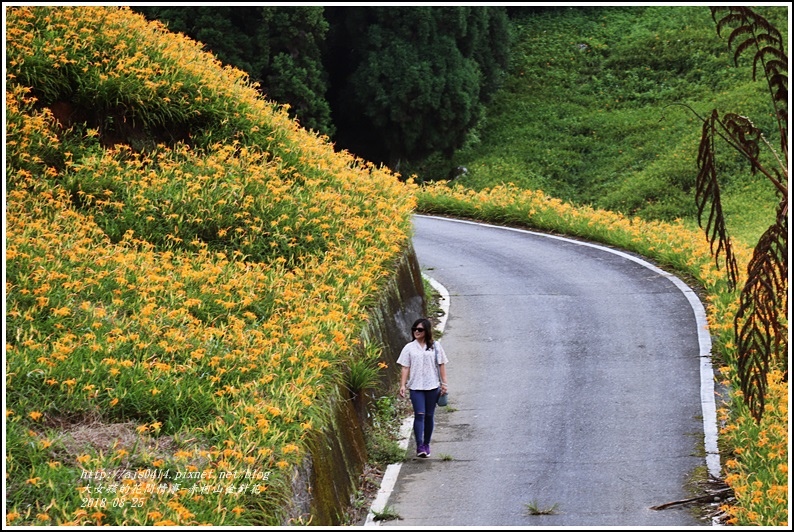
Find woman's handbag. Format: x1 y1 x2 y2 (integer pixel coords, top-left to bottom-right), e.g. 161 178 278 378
437 390 448 407
433 343 448 406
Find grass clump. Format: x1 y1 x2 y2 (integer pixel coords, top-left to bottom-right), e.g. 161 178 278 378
525 500 559 516
345 342 387 398
372 505 401 521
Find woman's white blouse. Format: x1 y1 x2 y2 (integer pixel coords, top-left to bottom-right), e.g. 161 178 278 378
397 340 448 390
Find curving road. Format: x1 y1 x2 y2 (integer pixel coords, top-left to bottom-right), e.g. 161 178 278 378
379 215 719 527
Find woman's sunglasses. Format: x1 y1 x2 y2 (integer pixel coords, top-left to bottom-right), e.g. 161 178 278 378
412 327 425 332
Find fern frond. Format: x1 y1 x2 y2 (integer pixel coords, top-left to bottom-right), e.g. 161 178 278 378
711 6 788 160
754 46 787 80
732 31 782 66
722 113 762 170
712 10 749 37
713 6 783 51
695 110 739 289
734 203 788 421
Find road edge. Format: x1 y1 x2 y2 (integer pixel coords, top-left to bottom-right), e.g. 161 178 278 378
363 273 450 526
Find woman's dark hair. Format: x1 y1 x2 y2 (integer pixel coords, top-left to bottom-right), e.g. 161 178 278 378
411 317 435 350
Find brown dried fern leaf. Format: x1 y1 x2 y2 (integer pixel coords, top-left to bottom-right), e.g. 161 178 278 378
695 110 740 289
734 204 788 422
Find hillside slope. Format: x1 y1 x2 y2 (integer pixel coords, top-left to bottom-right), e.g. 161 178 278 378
6 5 415 525
442 5 787 245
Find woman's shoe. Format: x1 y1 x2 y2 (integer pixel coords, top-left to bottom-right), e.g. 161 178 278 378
416 444 428 458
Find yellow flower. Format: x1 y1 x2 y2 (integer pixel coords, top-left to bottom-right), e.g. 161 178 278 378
282 443 299 454
51 306 71 317
29 411 43 421
174 450 192 461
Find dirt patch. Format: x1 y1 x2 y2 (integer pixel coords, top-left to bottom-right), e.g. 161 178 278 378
41 411 202 472
61 421 176 463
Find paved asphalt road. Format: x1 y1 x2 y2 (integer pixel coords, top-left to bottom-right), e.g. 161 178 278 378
377 215 720 527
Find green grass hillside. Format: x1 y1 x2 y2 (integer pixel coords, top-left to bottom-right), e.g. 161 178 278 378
430 5 787 247
5 6 415 525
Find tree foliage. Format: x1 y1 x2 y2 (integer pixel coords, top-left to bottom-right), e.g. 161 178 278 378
689 7 788 422
324 6 510 170
259 7 333 136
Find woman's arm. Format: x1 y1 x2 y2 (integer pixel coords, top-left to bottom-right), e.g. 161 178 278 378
399 365 410 398
439 364 448 394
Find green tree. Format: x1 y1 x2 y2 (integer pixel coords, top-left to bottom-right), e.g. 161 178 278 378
259 7 333 135
684 7 788 422
134 6 334 136
324 6 510 171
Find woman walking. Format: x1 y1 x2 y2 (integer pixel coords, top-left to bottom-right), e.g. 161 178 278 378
398 317 449 458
